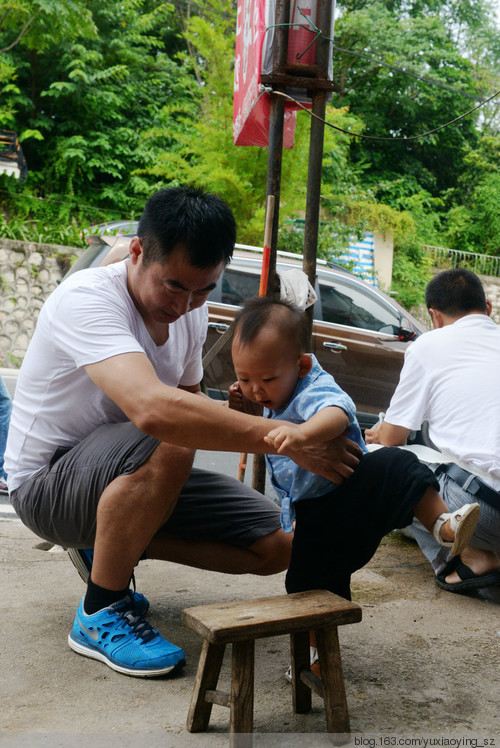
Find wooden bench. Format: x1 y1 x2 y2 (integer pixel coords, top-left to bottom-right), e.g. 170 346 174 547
182 589 362 746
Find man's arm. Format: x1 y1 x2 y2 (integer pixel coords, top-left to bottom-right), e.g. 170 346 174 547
84 352 362 482
365 339 428 448
85 352 279 454
364 420 410 446
181 383 362 482
178 382 216 400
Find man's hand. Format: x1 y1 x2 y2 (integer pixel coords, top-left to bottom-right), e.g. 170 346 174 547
227 382 263 416
265 424 306 453
364 423 382 444
365 421 409 447
284 434 363 484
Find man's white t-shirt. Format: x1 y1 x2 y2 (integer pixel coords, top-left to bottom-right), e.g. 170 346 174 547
384 314 500 490
5 261 208 491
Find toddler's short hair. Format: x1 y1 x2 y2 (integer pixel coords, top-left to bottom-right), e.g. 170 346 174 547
233 296 310 354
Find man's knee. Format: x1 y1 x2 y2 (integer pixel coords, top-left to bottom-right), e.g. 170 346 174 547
143 442 195 481
249 528 293 575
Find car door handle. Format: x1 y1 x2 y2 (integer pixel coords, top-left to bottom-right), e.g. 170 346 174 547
323 341 348 352
208 322 230 334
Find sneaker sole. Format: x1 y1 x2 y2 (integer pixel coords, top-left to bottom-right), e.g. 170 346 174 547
451 504 481 557
68 633 185 678
67 549 92 583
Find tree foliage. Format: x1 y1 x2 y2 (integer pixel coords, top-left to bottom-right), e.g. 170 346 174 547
333 0 500 257
0 0 499 302
442 135 500 254
1 0 195 229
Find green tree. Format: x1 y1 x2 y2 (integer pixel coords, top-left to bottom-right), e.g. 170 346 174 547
2 0 499 284
140 0 372 255
442 135 500 254
334 0 490 195
1 0 197 233
0 0 96 129
329 0 500 262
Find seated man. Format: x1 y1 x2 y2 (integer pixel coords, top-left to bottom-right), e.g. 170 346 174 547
366 268 500 593
5 186 362 678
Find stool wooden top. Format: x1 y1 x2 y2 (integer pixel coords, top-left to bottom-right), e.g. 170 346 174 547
182 589 362 644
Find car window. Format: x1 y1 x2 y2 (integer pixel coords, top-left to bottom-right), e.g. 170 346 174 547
221 268 261 306
319 280 401 333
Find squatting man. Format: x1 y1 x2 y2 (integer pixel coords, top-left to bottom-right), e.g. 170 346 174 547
5 186 363 677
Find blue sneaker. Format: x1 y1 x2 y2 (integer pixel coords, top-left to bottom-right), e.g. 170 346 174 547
67 548 149 616
68 596 185 677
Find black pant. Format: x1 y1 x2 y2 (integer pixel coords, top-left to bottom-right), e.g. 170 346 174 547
285 447 439 600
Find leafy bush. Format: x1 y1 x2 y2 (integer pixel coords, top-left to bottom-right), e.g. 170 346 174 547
391 239 433 309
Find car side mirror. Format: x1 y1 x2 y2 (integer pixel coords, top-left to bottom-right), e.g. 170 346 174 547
397 327 416 342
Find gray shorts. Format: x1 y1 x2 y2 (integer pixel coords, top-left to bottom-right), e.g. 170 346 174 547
10 422 281 549
409 463 500 574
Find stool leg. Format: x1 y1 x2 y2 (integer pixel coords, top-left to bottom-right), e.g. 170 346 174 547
290 631 312 713
186 640 226 732
316 625 350 739
230 640 254 748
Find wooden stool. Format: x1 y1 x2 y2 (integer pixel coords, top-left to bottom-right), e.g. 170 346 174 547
182 589 362 746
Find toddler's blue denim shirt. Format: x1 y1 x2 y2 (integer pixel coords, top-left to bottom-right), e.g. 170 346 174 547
264 355 367 532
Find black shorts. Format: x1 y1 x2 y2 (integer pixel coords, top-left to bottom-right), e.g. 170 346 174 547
10 422 281 548
285 446 440 600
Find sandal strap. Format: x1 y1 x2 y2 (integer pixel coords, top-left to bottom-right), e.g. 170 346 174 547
433 513 453 547
452 560 476 582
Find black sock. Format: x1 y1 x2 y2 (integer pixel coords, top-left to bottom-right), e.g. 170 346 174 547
83 579 130 615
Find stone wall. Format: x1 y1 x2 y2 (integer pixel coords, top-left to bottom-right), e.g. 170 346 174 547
0 238 81 367
481 275 500 323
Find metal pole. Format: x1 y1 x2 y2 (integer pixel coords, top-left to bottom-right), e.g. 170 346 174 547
252 0 291 494
302 0 335 340
265 93 286 292
302 91 326 341
264 0 291 292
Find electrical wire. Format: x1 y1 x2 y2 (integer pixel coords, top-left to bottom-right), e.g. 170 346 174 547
262 86 500 143
262 11 500 141
330 43 480 102
267 13 488 103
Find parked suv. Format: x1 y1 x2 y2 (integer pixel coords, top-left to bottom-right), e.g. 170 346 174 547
203 245 427 428
72 232 427 429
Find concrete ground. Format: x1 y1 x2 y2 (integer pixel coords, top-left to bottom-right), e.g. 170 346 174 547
1 450 499 747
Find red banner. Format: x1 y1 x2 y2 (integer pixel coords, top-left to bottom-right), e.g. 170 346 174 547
233 0 297 147
233 1 332 147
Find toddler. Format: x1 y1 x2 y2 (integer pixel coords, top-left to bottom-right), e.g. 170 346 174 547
229 296 480 602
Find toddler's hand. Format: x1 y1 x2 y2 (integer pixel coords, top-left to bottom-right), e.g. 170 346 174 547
265 424 305 453
228 381 243 411
227 382 263 416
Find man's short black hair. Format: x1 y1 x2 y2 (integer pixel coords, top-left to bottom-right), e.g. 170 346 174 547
138 186 236 268
233 297 310 355
425 269 487 316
